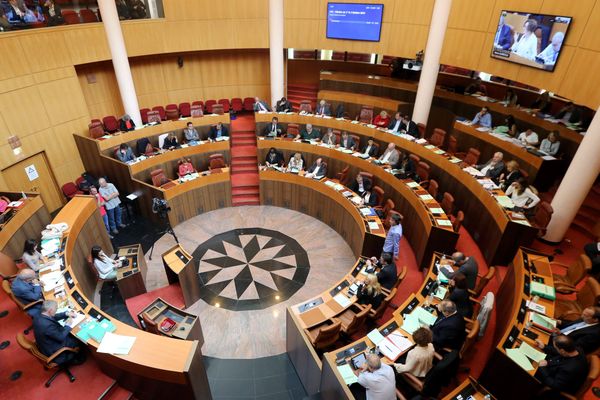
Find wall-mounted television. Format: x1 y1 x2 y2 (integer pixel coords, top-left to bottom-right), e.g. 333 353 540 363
491 11 572 72
326 3 384 42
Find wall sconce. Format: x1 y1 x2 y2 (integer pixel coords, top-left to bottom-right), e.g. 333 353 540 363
8 135 23 156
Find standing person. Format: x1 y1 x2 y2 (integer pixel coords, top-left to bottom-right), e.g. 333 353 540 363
354 353 396 400
22 238 43 272
90 186 112 239
383 214 403 260
98 178 125 236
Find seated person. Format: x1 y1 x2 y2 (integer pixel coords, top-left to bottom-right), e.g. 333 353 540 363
360 182 378 207
388 112 404 133
338 131 356 150
0 8 12 31
498 160 522 191
554 102 581 125
540 131 560 156
504 115 519 137
128 0 147 19
534 335 589 397
321 128 337 146
119 114 135 131
349 173 371 196
305 157 327 179
275 97 291 112
518 129 539 146
584 243 600 276
183 122 200 144
361 137 378 157
136 137 153 156
22 238 43 272
441 252 479 290
5 0 32 24
503 88 518 107
394 153 417 180
33 300 85 366
116 0 131 19
296 124 320 141
378 143 400 166
476 151 505 182
532 91 552 114
178 158 195 176
402 115 419 138
376 252 397 291
265 147 283 167
162 132 180 149
354 353 396 400
253 97 271 112
263 117 283 137
505 178 540 212
536 307 600 355
209 122 229 141
471 106 492 128
448 272 473 318
116 143 135 162
11 269 42 316
42 0 64 26
356 274 385 309
464 77 487 96
91 245 119 280
394 327 435 377
315 100 331 116
431 300 466 352
373 110 391 128
537 31 564 68
286 153 304 173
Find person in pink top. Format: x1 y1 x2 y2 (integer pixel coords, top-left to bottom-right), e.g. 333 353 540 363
90 186 112 239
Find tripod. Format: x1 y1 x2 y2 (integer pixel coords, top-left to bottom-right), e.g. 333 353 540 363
148 216 180 260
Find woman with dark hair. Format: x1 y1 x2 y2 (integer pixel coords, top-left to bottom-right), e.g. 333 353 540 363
91 245 119 280
504 115 518 137
505 177 540 212
360 181 378 207
22 239 43 271
394 153 416 180
449 272 473 318
265 147 283 167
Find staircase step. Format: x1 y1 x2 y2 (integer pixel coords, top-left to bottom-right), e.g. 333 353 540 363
232 156 258 163
232 187 260 196
231 146 258 157
232 166 258 174
232 158 258 167
232 195 261 206
231 139 257 146
232 132 257 139
578 206 600 221
231 173 259 187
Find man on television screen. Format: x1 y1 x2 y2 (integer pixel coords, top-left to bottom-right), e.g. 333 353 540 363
494 14 513 50
537 31 564 67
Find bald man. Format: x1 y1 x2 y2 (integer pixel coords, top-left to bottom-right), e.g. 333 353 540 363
537 307 600 355
440 252 479 290
476 152 505 182
11 269 42 316
537 31 565 67
354 353 396 400
431 300 466 352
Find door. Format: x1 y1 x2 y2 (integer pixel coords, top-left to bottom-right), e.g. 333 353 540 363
1 152 64 213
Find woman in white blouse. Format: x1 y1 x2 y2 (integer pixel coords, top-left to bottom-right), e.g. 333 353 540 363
287 153 304 172
22 239 43 272
505 178 540 211
539 131 561 156
518 129 539 146
511 19 539 60
91 245 119 280
394 327 435 377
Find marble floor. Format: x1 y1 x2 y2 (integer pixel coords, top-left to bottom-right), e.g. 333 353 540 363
144 206 356 358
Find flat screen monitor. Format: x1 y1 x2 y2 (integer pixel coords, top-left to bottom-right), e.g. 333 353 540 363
326 3 384 42
491 10 571 72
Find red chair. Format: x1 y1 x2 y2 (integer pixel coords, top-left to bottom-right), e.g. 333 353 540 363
417 123 426 139
179 102 191 117
192 100 204 110
165 104 179 120
299 100 312 113
446 135 458 155
372 186 385 207
452 210 464 233
429 128 446 147
204 100 217 113
416 162 430 186
458 148 481 167
79 9 98 23
140 108 150 125
243 97 255 111
286 124 300 138
530 202 554 237
358 106 374 124
427 179 439 199
409 154 420 165
231 98 243 112
211 104 224 115
62 10 80 24
150 169 173 188
88 121 105 139
102 116 119 133
152 106 166 121
190 105 203 118
441 192 455 216
61 182 83 200
218 99 230 113
209 154 226 170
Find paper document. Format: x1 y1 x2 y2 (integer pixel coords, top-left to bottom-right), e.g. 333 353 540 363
387 332 413 353
337 364 358 385
436 219 453 227
406 182 420 188
7 201 23 207
495 196 515 209
97 332 137 355
526 300 546 314
529 312 557 330
419 194 434 201
401 313 421 334
367 329 385 345
506 348 534 371
378 339 402 361
360 208 375 216
413 307 437 326
429 207 444 214
449 158 462 164
519 341 546 363
463 166 484 177
351 196 362 205
333 293 352 308
324 180 336 187
434 286 448 300
368 221 380 230
66 313 86 328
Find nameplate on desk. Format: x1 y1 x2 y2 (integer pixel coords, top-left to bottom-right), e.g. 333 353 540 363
64 271 75 289
351 259 366 277
330 281 349 297
400 298 419 316
335 341 368 360
523 275 531 295
380 321 399 337
517 299 527 324
175 250 190 264
420 278 436 297
72 290 88 309
298 298 324 313
502 326 520 350
88 308 105 321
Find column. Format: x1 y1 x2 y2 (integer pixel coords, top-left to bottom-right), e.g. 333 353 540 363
98 0 142 127
269 0 285 108
412 0 452 125
543 108 600 242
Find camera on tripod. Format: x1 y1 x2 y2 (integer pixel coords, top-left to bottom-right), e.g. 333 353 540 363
152 198 171 218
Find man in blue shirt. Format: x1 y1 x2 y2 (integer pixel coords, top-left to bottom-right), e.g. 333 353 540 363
383 213 403 260
472 106 492 128
209 122 229 141
11 269 43 316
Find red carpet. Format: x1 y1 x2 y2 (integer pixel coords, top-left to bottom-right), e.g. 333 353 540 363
124 283 186 328
230 114 260 206
287 84 318 112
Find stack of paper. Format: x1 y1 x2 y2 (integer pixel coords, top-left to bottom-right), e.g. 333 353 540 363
530 282 556 300
97 332 136 355
526 300 546 314
360 208 375 216
506 348 534 371
406 182 420 188
368 221 380 230
41 238 61 256
419 194 434 201
429 207 444 214
436 219 453 227
519 341 546 363
337 364 359 385
529 312 557 332
495 196 515 209
333 293 352 308
463 166 484 177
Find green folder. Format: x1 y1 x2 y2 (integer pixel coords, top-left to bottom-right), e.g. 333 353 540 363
519 341 546 363
414 307 437 326
530 282 556 300
530 312 557 331
401 313 421 335
506 348 534 371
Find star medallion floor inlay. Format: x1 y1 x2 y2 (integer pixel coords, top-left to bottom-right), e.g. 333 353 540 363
195 228 310 311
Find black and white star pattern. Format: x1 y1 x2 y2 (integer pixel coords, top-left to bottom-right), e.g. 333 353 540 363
194 228 310 311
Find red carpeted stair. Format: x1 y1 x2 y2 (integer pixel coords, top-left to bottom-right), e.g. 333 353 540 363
287 84 318 111
229 115 260 206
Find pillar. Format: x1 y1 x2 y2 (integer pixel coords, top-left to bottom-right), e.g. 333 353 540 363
543 108 600 242
98 0 142 127
269 0 285 108
412 0 452 125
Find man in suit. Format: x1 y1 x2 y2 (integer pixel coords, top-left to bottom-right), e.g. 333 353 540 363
349 173 371 196
388 112 404 133
315 100 331 117
339 131 356 150
209 122 229 141
536 307 600 355
33 300 85 366
275 97 292 112
297 124 320 140
321 128 337 146
378 143 400 166
440 252 479 290
402 115 419 138
494 14 513 50
253 97 271 112
11 269 42 316
535 335 589 397
584 242 600 275
361 138 378 157
263 117 284 137
476 152 505 182
305 158 327 179
431 300 466 352
376 252 397 291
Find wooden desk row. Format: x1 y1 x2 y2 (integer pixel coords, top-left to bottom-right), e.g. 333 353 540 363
41 196 212 399
255 113 536 266
317 89 412 119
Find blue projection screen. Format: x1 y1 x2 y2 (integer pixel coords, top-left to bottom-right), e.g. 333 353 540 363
326 3 384 42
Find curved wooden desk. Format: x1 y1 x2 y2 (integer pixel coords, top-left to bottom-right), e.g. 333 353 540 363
317 89 411 118
257 140 458 269
46 196 211 400
255 113 534 265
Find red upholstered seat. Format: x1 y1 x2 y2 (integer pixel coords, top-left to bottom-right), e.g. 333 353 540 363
165 104 179 120
62 10 80 24
179 102 191 117
218 99 230 113
211 104 224 115
140 108 150 124
61 182 83 200
299 100 312 113
429 128 446 147
102 116 118 133
204 100 217 113
152 106 166 121
243 97 254 111
88 121 105 139
190 105 203 118
358 106 373 124
79 9 98 23
231 98 243 112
